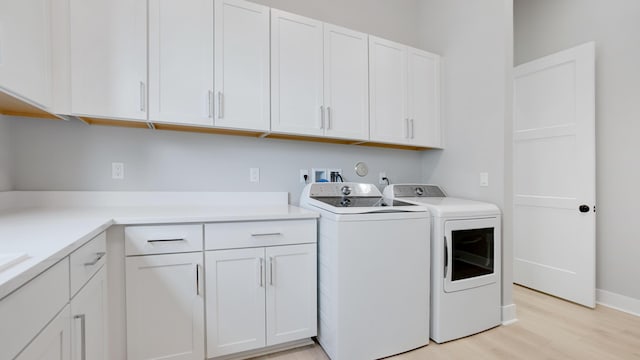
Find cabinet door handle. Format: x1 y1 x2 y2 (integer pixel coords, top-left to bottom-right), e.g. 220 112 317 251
217 91 223 119
208 90 214 118
269 257 274 286
147 238 185 243
83 252 106 267
259 258 265 287
405 119 410 139
411 119 415 139
196 264 201 295
251 232 282 237
326 107 332 130
320 106 325 129
74 314 87 360
139 81 146 112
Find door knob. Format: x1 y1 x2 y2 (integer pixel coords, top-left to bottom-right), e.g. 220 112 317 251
579 205 590 213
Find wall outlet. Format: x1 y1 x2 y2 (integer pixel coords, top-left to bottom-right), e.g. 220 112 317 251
300 169 309 183
112 162 124 180
379 172 387 185
480 172 489 187
250 168 260 183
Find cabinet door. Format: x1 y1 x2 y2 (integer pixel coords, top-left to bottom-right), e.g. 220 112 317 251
126 253 204 360
408 47 441 148
16 305 71 360
71 267 107 360
323 24 369 141
206 248 266 358
70 0 147 120
214 0 269 131
369 36 408 144
265 244 317 346
271 9 324 136
0 0 52 108
148 0 214 125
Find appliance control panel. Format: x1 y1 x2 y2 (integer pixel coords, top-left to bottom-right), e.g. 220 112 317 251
391 184 446 198
308 182 381 198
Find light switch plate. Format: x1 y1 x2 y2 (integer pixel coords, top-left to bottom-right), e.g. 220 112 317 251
112 162 124 180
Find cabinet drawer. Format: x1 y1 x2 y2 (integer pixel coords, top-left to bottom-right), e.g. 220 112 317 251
0 259 70 360
205 220 316 250
125 224 203 255
70 232 107 297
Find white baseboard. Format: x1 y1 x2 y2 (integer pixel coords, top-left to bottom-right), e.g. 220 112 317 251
597 289 640 317
501 303 518 325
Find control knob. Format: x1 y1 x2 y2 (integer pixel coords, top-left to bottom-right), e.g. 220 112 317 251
341 186 352 196
415 187 424 196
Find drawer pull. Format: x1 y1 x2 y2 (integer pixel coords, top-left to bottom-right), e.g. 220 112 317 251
74 314 87 360
83 252 106 267
251 232 282 237
147 238 186 243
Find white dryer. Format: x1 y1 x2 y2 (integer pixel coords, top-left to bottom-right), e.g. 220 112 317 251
384 184 502 343
301 182 431 359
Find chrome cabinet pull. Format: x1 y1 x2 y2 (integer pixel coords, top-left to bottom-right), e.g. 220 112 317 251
139 81 146 112
259 258 264 287
208 90 214 118
444 237 448 278
269 257 274 286
326 106 331 130
320 106 325 129
147 238 185 243
405 119 410 138
83 252 106 267
217 91 223 119
74 314 87 360
196 264 201 295
251 232 282 237
411 119 415 139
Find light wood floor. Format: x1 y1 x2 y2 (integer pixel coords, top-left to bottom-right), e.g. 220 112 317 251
258 285 640 359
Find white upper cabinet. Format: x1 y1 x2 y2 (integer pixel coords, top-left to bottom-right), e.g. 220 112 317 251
70 0 147 120
271 11 369 140
369 36 408 144
369 36 441 147
0 0 52 108
407 47 441 148
323 24 369 141
271 9 324 136
148 0 214 126
214 0 270 131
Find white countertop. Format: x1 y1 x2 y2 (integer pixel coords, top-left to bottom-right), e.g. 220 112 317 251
0 192 319 300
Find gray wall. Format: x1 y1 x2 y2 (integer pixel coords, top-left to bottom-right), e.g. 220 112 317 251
251 0 420 47
7 116 423 205
0 116 11 191
515 0 640 301
418 0 514 307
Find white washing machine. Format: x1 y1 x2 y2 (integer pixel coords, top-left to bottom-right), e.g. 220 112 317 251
300 182 431 360
384 184 502 343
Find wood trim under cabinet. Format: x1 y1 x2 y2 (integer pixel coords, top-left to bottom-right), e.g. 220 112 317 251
0 90 61 120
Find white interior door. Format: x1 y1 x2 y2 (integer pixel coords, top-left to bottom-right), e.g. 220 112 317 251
513 42 596 307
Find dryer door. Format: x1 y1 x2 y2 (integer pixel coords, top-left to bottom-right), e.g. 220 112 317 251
443 217 501 293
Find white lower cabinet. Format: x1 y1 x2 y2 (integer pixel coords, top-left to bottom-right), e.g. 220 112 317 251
70 267 108 360
206 244 317 358
15 306 71 360
126 252 205 360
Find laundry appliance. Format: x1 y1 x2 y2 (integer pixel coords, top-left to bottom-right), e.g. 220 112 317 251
300 182 431 359
384 184 501 343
